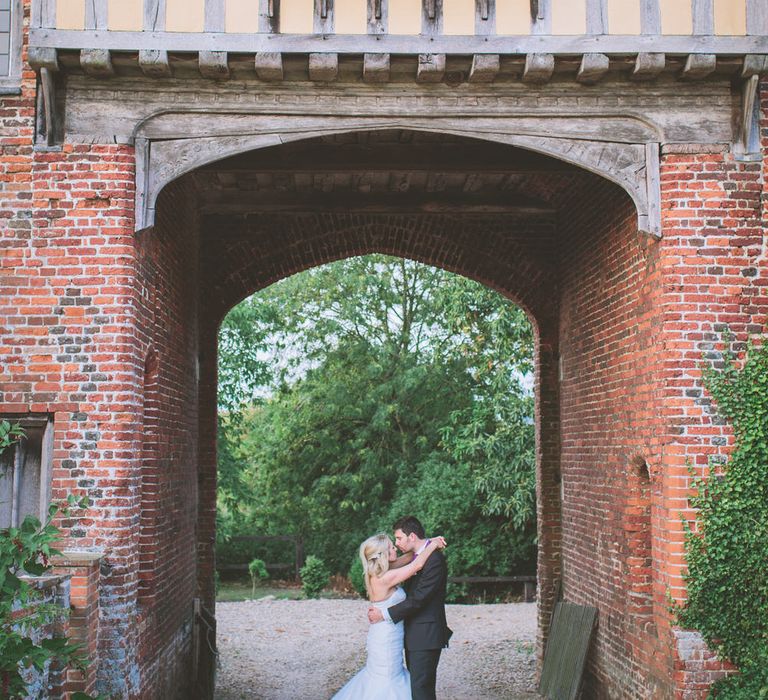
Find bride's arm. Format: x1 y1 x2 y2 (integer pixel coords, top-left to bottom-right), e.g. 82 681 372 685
378 537 446 588
389 552 413 570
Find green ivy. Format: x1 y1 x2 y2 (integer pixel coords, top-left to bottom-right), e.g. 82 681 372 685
680 337 768 697
0 422 97 699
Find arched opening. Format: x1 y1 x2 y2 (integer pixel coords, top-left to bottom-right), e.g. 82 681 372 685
213 253 541 697
135 128 670 698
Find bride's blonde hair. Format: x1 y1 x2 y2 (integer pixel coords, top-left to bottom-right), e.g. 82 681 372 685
359 533 391 598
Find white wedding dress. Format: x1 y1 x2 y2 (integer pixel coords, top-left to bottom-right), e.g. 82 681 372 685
332 586 411 700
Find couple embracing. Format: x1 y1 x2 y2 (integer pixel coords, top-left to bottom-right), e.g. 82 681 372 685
333 516 453 700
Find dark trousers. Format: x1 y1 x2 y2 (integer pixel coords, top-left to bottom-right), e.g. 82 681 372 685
405 649 442 700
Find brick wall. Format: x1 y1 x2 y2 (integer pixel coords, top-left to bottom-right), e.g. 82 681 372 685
557 181 670 698
133 179 201 698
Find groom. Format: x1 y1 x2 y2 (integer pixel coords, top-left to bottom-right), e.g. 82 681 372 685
368 515 452 700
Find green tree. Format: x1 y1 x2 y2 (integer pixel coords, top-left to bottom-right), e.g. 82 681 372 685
217 255 537 580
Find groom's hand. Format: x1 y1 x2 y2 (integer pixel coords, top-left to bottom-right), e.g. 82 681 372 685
368 606 384 624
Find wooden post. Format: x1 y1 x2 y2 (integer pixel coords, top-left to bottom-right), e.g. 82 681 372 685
205 0 226 31
84 0 108 30
295 537 305 581
368 0 386 34
422 0 442 34
692 0 713 35
639 0 660 35
746 0 768 36
201 0 229 78
260 0 280 33
530 0 550 35
140 0 171 76
585 0 606 34
314 0 333 33
32 0 57 29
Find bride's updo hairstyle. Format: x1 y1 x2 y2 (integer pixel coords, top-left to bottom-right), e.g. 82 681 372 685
359 533 391 597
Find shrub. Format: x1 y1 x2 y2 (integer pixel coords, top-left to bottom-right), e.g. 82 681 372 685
348 554 366 598
300 556 329 599
248 558 269 596
680 338 768 697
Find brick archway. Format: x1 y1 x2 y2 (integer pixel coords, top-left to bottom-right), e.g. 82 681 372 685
131 127 687 698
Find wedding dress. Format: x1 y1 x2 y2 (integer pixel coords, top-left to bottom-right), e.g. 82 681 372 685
331 586 411 699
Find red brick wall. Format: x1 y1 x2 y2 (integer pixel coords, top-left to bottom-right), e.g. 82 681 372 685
557 182 670 698
133 180 201 698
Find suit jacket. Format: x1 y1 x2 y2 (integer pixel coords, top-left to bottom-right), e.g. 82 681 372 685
388 550 452 651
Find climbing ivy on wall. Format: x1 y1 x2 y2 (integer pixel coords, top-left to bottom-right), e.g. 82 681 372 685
680 338 768 698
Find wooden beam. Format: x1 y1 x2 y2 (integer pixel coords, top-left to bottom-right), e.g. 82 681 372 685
523 53 554 83
199 50 229 79
742 54 768 78
577 53 609 83
632 52 665 79
28 29 768 55
139 49 172 77
417 53 445 82
200 194 557 216
469 54 499 82
363 53 390 82
28 46 59 71
254 52 283 80
80 49 114 76
40 67 57 146
200 153 576 176
681 53 716 79
309 52 338 80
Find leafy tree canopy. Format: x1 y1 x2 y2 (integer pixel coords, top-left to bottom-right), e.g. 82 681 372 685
217 255 537 582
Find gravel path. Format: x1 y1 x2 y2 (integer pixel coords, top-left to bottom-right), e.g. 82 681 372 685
215 599 540 700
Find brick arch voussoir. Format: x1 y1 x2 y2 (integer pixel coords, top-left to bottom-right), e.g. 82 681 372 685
203 218 556 336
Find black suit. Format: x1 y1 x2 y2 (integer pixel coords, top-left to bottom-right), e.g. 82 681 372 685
388 550 452 700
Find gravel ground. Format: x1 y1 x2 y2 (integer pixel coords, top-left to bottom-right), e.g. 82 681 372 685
215 599 540 700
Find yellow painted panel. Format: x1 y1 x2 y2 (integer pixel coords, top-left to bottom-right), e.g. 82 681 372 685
444 0 475 35
496 0 530 34
552 0 586 35
281 0 314 33
389 0 421 34
335 0 367 33
56 0 84 30
608 0 641 34
108 0 142 31
660 0 692 34
226 0 261 32
167 0 204 31
714 0 746 35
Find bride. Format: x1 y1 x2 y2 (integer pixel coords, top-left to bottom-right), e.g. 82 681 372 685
331 532 446 700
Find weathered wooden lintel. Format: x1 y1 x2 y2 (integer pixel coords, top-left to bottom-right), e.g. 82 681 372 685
28 29 768 56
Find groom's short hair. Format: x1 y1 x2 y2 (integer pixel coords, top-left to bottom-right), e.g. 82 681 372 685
393 515 425 539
